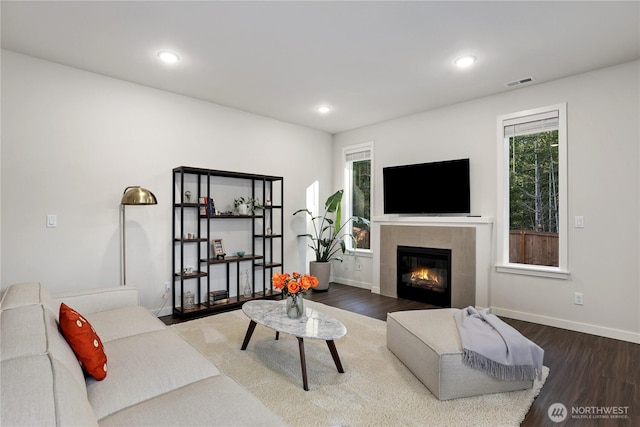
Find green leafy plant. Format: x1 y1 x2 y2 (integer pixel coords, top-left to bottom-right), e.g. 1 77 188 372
233 197 262 213
293 189 361 262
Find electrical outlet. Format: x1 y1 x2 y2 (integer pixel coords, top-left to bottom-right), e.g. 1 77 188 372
355 264 362 271
163 282 171 300
574 292 584 305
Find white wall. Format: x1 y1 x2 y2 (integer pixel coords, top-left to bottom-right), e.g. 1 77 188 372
334 61 640 343
0 51 333 314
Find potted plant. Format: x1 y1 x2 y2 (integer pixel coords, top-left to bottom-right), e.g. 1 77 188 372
293 189 359 291
234 197 262 215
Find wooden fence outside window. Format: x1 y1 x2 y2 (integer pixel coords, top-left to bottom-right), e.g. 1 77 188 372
509 230 559 267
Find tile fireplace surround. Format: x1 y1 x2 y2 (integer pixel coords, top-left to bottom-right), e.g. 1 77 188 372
372 216 493 308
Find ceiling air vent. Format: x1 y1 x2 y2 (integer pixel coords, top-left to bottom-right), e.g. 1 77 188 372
505 76 536 87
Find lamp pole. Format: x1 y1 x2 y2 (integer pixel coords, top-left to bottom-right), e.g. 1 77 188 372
121 203 127 285
120 186 158 286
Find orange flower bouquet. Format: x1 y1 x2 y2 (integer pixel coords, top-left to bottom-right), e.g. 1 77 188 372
272 272 318 318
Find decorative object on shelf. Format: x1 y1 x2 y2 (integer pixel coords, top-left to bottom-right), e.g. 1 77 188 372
198 196 216 216
242 270 252 298
184 291 195 309
266 227 271 236
199 197 207 216
236 251 245 257
272 272 318 319
234 197 262 215
293 189 364 291
209 290 229 305
184 190 192 202
212 239 226 259
265 198 272 206
120 186 158 286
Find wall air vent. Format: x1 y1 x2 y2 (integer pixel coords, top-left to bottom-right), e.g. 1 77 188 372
505 76 536 87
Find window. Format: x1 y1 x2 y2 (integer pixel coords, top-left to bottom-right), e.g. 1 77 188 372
496 104 568 278
343 142 372 251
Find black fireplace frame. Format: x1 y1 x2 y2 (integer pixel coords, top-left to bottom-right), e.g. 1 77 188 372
396 245 452 307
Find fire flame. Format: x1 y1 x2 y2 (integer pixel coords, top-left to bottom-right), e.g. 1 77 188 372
410 268 439 283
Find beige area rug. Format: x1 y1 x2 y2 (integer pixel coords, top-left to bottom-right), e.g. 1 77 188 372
172 300 548 427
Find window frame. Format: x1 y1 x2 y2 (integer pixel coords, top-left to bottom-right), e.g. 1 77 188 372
496 103 569 279
342 141 373 254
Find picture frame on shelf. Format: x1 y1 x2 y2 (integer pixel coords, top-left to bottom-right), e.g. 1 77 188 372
212 238 226 259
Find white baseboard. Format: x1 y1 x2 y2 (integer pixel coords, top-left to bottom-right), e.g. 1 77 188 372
491 307 640 344
331 277 372 291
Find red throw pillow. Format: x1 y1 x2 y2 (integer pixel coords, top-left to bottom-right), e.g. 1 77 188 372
58 303 108 380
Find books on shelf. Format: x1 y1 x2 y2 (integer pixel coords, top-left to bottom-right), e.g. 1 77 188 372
208 290 229 305
198 196 216 216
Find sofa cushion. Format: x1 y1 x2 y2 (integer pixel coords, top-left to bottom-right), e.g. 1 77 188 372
1 304 87 388
87 329 221 420
0 282 59 316
59 303 108 381
99 375 285 426
85 306 167 343
1 355 98 427
1 304 50 361
54 286 140 315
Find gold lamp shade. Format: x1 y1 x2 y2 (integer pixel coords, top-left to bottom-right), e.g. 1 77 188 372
121 186 158 205
120 186 157 285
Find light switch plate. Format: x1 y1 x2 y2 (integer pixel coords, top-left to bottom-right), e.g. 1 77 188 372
46 214 57 228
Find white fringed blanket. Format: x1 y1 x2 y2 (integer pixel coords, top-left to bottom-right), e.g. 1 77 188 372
454 306 544 381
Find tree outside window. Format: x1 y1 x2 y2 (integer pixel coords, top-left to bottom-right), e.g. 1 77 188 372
497 104 567 277
351 158 371 250
344 144 372 251
509 130 559 266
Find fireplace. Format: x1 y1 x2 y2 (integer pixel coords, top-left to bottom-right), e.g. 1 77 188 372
397 245 452 307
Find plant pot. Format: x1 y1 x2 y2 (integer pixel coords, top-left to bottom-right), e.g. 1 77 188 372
237 203 249 216
310 261 331 291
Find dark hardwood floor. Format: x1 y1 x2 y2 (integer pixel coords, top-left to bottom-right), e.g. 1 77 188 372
161 283 638 426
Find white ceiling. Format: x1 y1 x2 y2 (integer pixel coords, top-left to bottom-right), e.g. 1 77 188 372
2 1 639 134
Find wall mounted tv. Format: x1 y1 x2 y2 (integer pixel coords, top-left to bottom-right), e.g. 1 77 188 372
383 158 470 215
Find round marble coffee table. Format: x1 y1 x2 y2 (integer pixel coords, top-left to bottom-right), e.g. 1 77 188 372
240 299 347 391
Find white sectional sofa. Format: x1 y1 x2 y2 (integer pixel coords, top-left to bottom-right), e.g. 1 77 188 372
0 282 285 426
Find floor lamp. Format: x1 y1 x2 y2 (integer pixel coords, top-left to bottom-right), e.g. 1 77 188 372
120 186 158 285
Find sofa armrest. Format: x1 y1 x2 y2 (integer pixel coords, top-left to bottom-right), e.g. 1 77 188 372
53 286 140 314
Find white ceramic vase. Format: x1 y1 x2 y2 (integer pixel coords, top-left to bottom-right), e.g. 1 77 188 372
237 203 249 215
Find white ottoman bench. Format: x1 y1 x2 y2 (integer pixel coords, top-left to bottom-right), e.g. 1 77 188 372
386 309 533 400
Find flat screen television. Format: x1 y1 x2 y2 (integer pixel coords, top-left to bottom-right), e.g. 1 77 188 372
383 158 470 214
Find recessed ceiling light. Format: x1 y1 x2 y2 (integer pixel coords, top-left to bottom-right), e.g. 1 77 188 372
454 55 476 68
316 105 332 114
157 50 180 64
